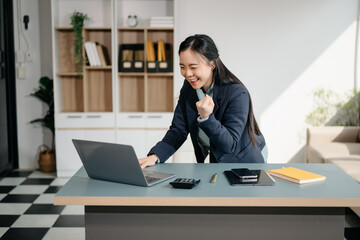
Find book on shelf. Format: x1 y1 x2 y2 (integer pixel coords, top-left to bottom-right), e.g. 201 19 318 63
84 42 96 66
96 45 111 66
146 40 156 61
150 16 174 28
267 167 326 184
90 42 101 66
157 40 166 61
84 41 102 67
101 45 111 66
84 41 111 67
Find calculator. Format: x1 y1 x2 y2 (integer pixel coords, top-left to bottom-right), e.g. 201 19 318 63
169 178 201 189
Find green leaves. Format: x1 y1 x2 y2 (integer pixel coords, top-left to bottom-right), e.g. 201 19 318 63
70 11 89 73
30 76 55 148
336 90 360 126
307 88 360 126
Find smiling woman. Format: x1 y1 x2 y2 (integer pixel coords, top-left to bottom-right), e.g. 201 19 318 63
139 34 267 168
179 48 215 91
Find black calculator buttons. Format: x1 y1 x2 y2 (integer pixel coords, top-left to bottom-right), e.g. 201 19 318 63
170 178 201 189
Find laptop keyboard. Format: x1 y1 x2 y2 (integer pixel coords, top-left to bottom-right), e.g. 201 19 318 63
145 176 162 184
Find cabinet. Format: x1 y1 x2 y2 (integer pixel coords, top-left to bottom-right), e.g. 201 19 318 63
56 129 116 176
52 0 175 176
117 129 172 162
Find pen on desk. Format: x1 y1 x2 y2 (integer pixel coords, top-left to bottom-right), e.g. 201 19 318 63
210 173 217 183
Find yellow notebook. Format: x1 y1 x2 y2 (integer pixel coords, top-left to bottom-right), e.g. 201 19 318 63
268 167 326 184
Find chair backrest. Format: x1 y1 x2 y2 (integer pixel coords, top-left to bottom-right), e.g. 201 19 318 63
261 144 268 163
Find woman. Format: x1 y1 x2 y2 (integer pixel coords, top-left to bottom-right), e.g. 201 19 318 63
139 34 266 168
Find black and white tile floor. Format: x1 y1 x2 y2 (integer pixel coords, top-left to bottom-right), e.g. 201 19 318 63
0 169 84 240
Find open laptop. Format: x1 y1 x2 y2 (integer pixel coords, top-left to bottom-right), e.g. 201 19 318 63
72 139 175 187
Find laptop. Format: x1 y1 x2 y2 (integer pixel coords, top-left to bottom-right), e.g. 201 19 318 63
72 139 175 187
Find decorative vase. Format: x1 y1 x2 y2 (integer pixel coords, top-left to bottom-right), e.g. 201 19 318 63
38 144 56 173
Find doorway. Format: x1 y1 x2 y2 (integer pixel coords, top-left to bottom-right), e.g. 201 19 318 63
0 0 19 175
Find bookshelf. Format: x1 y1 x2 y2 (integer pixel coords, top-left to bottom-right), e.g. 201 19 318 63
52 0 175 176
55 27 113 113
56 28 84 112
118 27 174 113
83 28 112 112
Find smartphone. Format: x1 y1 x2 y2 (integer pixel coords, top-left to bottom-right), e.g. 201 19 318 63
224 171 258 185
231 168 258 179
224 170 275 186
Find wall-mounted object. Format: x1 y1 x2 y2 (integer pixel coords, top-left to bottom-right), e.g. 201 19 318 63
23 15 29 29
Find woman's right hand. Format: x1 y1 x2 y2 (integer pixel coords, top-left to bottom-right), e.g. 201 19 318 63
139 154 159 169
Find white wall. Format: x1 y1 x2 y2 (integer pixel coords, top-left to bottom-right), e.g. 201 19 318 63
174 0 358 163
13 0 52 169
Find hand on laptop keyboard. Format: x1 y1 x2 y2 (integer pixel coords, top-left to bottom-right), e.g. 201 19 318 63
139 154 159 168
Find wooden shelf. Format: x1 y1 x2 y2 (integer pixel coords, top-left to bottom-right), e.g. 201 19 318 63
118 27 173 31
118 72 173 77
55 26 113 113
57 72 82 77
61 77 84 112
84 27 112 31
86 70 112 112
147 76 173 112
55 27 73 31
85 66 112 70
120 76 144 112
56 27 113 31
148 73 173 76
118 27 174 113
118 73 145 77
57 31 76 72
54 3 173 114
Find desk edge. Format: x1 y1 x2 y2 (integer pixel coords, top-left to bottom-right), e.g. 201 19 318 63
53 196 360 207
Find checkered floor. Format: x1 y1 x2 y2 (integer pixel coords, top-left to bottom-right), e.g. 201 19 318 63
0 169 85 240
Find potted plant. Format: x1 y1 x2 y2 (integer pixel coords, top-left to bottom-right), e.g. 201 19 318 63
30 76 56 172
70 10 89 73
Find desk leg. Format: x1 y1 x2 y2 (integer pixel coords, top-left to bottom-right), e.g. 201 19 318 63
85 206 344 240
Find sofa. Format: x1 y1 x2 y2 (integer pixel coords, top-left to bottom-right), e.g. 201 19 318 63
306 126 360 181
306 126 360 216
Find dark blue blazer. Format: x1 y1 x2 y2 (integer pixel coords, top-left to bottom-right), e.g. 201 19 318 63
148 80 266 163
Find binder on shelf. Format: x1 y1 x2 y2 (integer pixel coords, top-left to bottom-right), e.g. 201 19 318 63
134 48 144 72
157 40 171 72
119 45 133 72
268 167 326 184
146 40 157 72
118 44 145 72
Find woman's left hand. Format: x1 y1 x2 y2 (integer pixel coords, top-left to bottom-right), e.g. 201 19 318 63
196 94 214 119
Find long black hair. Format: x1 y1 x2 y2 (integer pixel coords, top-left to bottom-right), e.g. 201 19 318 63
178 34 262 147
